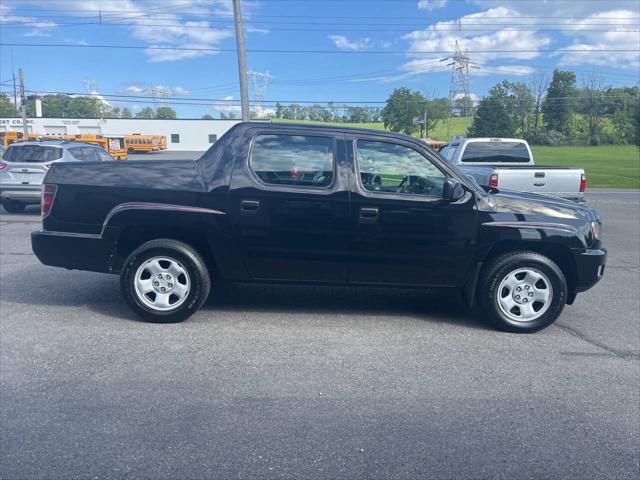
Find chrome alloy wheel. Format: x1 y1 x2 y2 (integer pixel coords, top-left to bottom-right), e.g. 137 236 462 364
133 256 191 311
497 268 553 322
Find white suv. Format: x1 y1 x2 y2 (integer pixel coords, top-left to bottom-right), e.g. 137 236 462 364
0 140 115 213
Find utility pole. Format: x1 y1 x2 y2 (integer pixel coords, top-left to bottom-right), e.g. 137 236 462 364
12 71 18 111
232 0 250 121
19 69 28 139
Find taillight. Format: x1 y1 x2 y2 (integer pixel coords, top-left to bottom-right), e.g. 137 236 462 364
0 162 7 170
41 184 57 218
580 173 586 193
489 173 499 188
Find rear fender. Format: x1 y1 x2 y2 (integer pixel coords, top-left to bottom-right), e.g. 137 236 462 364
100 202 244 279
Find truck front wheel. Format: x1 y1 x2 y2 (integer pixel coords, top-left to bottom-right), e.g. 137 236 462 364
120 239 211 323
478 252 568 333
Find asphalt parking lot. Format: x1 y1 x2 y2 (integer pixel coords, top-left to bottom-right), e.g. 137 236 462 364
1 189 639 479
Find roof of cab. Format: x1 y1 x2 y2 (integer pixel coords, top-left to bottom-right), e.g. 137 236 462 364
239 121 416 140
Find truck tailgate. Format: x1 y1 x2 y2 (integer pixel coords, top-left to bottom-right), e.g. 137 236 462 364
496 167 584 199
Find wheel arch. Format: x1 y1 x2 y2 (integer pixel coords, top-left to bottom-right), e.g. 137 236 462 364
483 240 577 301
464 239 578 307
111 224 219 279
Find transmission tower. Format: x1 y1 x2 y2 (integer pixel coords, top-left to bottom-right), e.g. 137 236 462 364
83 79 97 94
440 41 473 135
151 86 170 107
247 70 274 102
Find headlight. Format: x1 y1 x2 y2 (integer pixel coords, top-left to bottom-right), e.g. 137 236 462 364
591 221 602 241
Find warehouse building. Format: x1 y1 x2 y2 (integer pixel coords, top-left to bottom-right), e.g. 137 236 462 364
0 117 241 151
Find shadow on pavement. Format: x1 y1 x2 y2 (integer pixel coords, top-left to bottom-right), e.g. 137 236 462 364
1 262 491 331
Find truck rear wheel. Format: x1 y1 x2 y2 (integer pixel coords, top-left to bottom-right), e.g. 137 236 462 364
478 252 567 333
120 239 211 323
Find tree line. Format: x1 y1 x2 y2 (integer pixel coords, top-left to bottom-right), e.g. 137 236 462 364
0 93 178 120
467 70 639 146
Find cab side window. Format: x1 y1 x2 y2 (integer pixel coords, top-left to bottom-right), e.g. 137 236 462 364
250 134 334 187
356 139 446 198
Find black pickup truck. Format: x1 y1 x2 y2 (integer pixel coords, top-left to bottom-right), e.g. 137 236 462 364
31 122 606 332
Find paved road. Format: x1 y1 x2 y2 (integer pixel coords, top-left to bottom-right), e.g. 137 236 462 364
1 190 638 479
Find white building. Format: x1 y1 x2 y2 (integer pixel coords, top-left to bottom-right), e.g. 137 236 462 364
0 117 241 151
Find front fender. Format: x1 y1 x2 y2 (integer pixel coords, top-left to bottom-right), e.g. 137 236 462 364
480 221 587 250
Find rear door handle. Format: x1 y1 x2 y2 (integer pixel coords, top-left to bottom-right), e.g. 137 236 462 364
359 207 379 224
240 199 260 216
533 182 546 187
535 171 546 178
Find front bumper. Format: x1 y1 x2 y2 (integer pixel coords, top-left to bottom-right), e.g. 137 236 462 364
573 248 607 293
31 229 114 273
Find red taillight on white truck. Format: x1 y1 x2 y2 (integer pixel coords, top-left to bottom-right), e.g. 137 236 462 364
0 161 7 170
580 173 586 193
41 184 57 218
489 173 499 188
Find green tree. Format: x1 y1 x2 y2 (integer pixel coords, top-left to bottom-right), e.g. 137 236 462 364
468 83 517 137
503 81 535 138
120 107 132 118
542 69 577 136
135 107 156 119
104 107 120 118
0 93 18 117
155 107 177 119
201 114 214 119
576 75 607 145
382 87 426 135
419 97 449 138
346 106 369 123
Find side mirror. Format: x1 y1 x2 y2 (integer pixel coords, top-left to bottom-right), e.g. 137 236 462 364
443 177 465 201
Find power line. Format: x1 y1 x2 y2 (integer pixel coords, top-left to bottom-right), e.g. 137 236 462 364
3 20 638 33
14 89 638 105
2 42 637 55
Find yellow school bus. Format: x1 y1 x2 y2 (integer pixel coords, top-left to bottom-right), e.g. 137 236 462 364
424 138 446 150
125 135 159 153
125 134 167 153
0 131 39 147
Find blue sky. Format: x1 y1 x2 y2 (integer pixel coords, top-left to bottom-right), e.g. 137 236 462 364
1 0 638 118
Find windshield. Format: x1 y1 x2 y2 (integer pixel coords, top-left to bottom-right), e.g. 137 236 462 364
3 145 63 163
461 142 530 163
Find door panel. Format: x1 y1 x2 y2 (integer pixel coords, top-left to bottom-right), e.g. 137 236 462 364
347 136 478 287
228 130 351 283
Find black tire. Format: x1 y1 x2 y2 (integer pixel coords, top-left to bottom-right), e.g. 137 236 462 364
120 239 211 323
127 148 135 154
478 251 568 333
1 199 26 213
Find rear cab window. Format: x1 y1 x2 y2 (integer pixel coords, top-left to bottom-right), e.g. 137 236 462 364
249 134 334 188
461 141 531 163
3 145 63 163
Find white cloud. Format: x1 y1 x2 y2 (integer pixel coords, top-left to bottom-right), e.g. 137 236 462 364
469 2 639 70
126 86 146 93
2 1 239 62
213 95 241 114
0 4 58 36
553 10 640 70
124 84 190 95
328 35 372 51
391 7 550 81
417 0 447 11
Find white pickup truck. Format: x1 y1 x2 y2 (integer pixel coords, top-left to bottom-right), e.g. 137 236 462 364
439 138 585 201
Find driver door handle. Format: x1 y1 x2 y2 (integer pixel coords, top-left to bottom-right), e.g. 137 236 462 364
240 199 261 216
359 207 379 224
